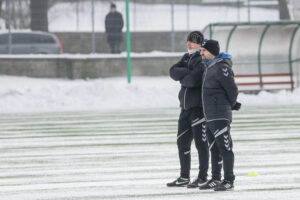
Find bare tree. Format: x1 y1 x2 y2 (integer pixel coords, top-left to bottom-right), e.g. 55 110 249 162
30 0 48 31
0 0 3 17
279 0 290 20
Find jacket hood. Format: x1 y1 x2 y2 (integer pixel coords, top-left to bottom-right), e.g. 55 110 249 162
207 56 233 68
219 58 233 67
217 52 232 60
216 52 233 68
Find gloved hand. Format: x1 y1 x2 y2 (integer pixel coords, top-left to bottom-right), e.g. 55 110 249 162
232 102 241 111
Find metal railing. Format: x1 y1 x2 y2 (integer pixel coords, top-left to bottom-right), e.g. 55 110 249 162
202 21 300 91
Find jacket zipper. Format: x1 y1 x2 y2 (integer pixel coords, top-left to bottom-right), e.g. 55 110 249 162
202 58 220 120
183 53 194 110
183 88 187 110
202 68 207 120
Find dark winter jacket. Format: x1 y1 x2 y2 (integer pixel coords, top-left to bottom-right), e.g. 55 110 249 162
202 56 238 122
170 51 205 110
105 11 124 43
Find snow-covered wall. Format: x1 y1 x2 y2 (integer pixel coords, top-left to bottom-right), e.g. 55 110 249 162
53 31 187 54
0 53 182 79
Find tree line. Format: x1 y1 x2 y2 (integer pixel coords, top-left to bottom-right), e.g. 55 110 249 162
0 0 292 32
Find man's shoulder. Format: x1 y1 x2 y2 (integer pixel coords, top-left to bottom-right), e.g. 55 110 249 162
191 53 202 61
215 59 232 68
106 12 114 18
115 11 123 17
181 53 189 60
215 60 234 78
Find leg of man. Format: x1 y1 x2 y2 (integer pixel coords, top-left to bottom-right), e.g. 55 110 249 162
108 42 114 53
115 42 121 53
206 127 222 181
190 108 208 181
177 109 193 179
208 120 235 182
113 42 118 54
199 122 222 190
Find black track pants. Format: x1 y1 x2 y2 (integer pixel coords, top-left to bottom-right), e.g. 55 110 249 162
177 108 209 179
206 120 235 182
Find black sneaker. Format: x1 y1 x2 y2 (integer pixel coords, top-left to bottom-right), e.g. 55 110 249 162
199 179 221 190
166 177 190 187
214 180 234 191
187 177 207 188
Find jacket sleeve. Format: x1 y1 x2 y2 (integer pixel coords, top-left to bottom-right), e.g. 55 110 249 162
119 13 124 31
105 15 108 32
180 63 205 88
169 54 189 81
217 64 238 108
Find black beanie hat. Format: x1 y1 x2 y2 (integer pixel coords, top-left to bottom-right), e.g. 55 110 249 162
187 31 204 45
202 39 220 56
111 3 116 8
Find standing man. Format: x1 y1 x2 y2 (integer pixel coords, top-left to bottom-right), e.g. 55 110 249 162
167 31 209 188
199 40 241 191
105 3 124 54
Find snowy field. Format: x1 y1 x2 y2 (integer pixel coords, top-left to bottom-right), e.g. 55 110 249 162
0 105 300 200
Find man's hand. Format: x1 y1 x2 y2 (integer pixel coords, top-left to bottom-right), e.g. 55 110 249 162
232 102 241 111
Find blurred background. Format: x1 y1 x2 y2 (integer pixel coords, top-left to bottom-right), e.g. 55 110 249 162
0 0 297 53
0 0 299 91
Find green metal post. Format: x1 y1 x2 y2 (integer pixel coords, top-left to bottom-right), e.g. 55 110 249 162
257 24 271 90
126 0 131 83
226 25 238 52
209 24 213 39
288 25 300 91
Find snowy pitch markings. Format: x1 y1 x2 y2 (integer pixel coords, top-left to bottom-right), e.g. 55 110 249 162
0 106 300 200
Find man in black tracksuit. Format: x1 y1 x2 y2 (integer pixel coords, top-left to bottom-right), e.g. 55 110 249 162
199 40 241 191
167 31 209 188
105 3 124 54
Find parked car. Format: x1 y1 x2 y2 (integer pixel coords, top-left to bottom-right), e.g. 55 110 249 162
0 31 63 54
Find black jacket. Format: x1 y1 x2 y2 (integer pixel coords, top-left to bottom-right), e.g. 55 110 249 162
202 58 238 122
105 11 124 43
170 52 205 110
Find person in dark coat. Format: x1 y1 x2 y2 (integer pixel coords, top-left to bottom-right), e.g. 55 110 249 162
167 31 209 188
105 3 124 54
199 39 241 191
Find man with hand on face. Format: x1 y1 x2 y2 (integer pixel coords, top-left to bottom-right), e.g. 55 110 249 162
167 31 209 188
199 39 241 191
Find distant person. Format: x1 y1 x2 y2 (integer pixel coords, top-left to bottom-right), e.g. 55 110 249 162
167 31 209 188
105 3 124 54
199 39 241 191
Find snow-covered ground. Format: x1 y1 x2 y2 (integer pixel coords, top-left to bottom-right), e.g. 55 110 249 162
1 105 300 200
1 2 300 200
48 1 279 31
0 75 299 113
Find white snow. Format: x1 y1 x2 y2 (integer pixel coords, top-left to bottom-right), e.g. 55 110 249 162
1 105 300 200
0 75 299 113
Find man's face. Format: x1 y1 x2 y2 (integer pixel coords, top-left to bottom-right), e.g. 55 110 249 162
200 47 215 61
187 41 201 50
111 7 116 12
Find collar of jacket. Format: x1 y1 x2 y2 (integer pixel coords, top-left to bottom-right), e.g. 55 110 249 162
207 58 223 68
188 48 201 55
